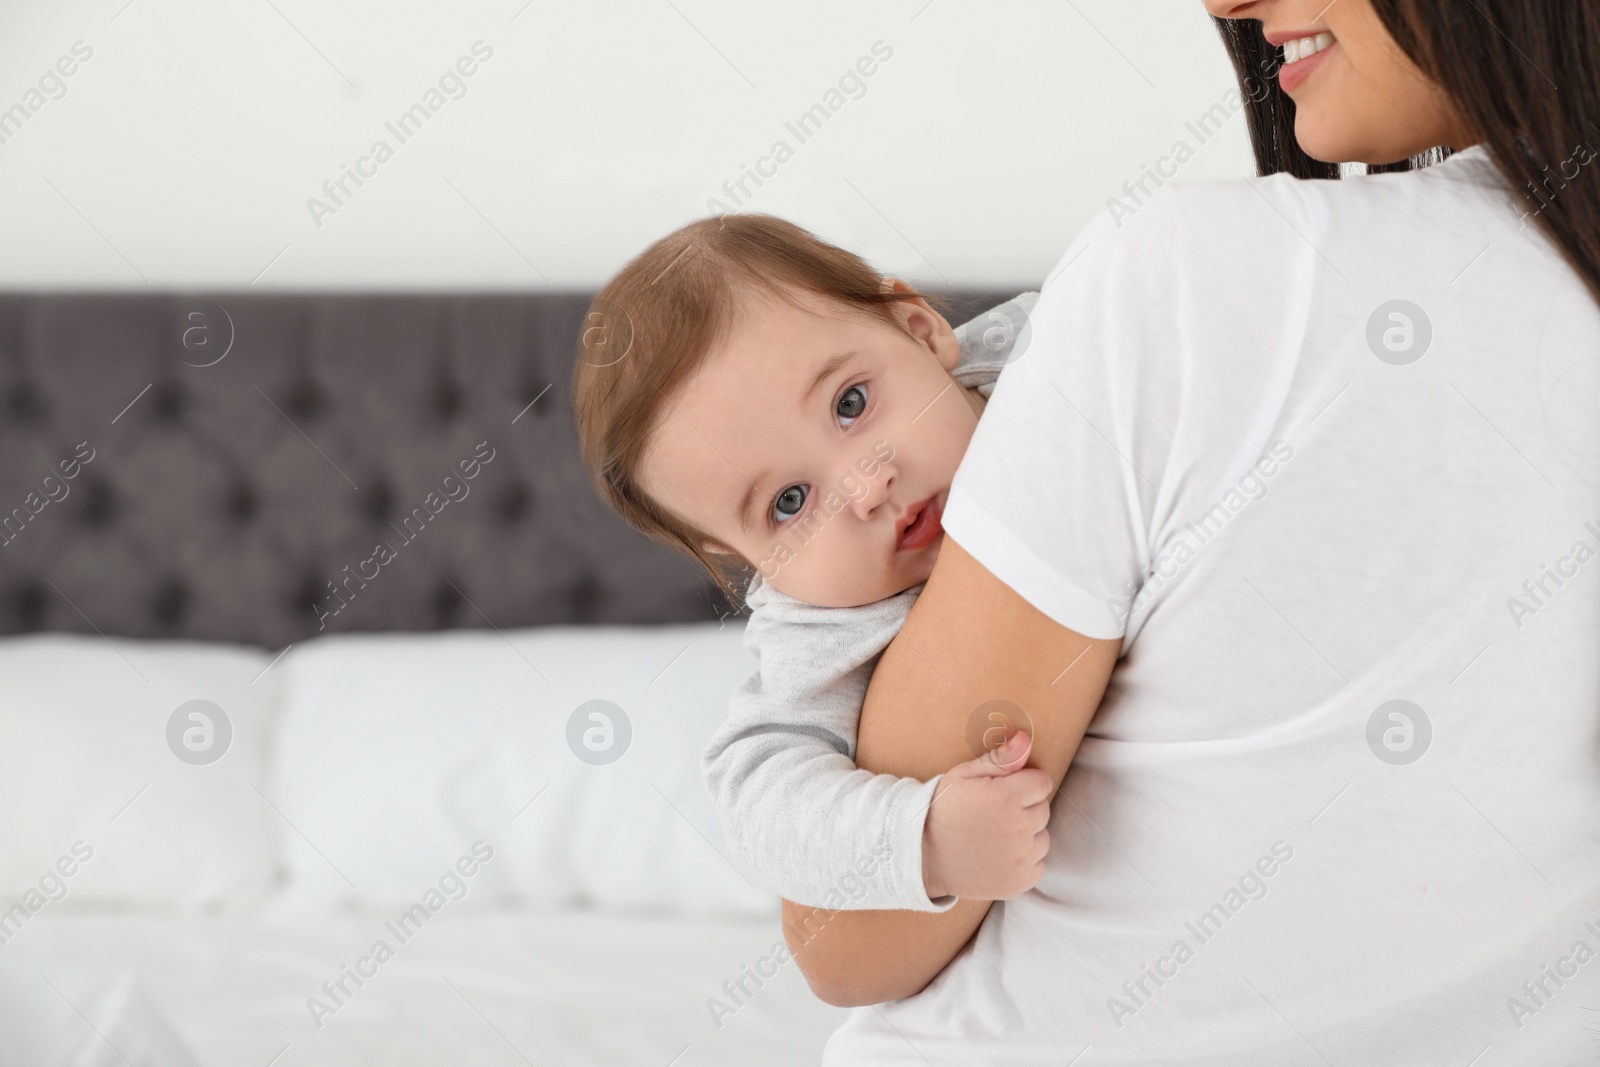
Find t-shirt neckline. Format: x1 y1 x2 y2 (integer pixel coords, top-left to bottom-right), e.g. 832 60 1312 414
1447 142 1487 161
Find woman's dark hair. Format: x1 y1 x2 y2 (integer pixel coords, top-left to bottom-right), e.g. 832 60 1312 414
1213 2 1600 306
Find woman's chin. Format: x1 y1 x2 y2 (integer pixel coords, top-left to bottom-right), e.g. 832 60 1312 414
1291 111 1359 165
1293 108 1439 168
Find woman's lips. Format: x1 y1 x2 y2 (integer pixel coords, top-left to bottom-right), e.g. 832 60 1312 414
896 495 943 553
1277 39 1337 94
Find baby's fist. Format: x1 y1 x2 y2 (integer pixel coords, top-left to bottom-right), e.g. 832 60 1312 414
920 731 1054 902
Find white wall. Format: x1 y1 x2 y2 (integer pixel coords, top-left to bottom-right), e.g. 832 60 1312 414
0 0 1256 290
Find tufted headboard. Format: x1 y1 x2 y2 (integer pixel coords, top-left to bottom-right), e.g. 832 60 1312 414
0 291 1013 648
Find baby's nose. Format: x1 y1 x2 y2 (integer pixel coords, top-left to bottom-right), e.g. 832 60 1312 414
844 461 893 520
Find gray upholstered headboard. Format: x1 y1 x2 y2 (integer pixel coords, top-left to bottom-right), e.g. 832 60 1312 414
0 291 1012 648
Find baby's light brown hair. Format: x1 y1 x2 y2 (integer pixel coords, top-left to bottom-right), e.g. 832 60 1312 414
571 213 940 608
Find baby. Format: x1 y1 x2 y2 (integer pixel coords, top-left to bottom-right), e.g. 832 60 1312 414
573 212 1048 913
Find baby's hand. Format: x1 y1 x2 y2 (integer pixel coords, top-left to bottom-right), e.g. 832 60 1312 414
920 730 1054 902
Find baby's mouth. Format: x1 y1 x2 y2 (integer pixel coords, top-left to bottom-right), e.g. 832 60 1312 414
895 493 943 554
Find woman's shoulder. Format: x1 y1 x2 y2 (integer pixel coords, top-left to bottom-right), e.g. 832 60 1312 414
1056 171 1329 275
1047 148 1514 295
1036 172 1318 317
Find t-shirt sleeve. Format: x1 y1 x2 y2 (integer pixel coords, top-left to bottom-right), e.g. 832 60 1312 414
940 183 1314 641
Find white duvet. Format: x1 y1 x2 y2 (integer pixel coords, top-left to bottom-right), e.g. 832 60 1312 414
5 905 845 1066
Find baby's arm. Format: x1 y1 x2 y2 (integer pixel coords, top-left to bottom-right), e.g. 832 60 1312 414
701 581 1049 911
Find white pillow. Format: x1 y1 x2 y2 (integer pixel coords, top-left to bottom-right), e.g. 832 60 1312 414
268 621 776 916
0 635 282 912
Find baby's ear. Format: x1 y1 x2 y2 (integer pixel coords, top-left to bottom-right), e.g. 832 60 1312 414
882 276 960 372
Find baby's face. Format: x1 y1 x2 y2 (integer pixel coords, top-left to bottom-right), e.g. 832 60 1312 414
639 281 985 608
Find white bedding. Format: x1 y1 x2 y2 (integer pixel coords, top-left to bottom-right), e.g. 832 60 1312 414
1 623 847 1065
6 905 846 1066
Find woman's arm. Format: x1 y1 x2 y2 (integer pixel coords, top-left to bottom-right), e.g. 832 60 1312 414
781 536 1121 1006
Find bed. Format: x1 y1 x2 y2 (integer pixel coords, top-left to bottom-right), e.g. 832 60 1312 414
0 290 1010 1066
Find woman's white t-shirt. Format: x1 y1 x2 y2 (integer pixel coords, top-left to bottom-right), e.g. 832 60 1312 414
822 144 1600 1065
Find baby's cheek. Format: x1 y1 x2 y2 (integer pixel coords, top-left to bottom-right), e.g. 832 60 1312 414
904 534 945 588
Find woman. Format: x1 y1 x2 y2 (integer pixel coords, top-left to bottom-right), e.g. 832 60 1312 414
790 0 1600 1062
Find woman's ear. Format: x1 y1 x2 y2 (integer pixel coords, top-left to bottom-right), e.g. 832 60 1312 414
882 276 961 372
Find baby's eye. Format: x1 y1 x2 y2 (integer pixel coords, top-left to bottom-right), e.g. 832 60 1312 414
771 484 807 526
837 383 868 426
